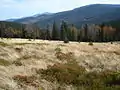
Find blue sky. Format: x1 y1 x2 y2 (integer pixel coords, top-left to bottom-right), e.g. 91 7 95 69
0 0 120 20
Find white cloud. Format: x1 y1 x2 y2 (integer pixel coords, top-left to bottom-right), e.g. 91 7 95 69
0 0 120 20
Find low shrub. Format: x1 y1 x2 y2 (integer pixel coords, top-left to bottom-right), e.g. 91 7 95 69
64 37 69 43
15 47 23 52
55 47 62 53
28 39 31 41
14 43 30 45
37 64 120 89
0 59 11 66
0 42 9 47
12 60 22 66
88 42 93 46
13 75 38 87
37 62 86 85
18 55 32 60
55 52 75 62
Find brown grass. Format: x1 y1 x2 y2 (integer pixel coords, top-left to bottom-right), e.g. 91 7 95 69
37 62 86 85
13 75 38 87
12 60 23 66
55 51 75 62
0 38 120 89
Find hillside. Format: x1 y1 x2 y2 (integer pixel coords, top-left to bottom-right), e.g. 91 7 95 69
12 4 120 28
13 13 53 25
0 38 120 89
105 19 120 29
0 21 23 30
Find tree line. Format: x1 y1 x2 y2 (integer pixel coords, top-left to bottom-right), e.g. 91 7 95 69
0 21 120 42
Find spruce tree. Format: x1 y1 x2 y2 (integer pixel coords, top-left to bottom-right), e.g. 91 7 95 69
77 29 81 42
46 24 51 40
22 25 27 38
52 21 59 40
100 23 105 42
60 21 68 41
84 24 88 42
70 24 78 41
60 21 65 41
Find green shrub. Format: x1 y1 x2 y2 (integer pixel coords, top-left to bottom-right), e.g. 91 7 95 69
37 62 86 85
55 47 62 53
64 37 69 43
36 64 120 89
0 42 9 47
0 59 11 66
14 43 30 45
88 42 93 46
28 39 31 41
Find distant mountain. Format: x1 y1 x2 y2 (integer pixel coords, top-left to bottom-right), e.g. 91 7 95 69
6 19 18 22
32 12 53 17
12 4 120 28
0 21 23 29
12 12 53 24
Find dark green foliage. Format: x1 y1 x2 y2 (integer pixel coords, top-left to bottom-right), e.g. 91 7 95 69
100 23 105 42
105 20 120 29
84 24 88 41
60 21 68 41
111 42 113 44
60 21 65 41
46 24 51 40
88 42 93 46
106 20 120 41
0 41 8 46
37 62 86 85
55 47 62 52
28 39 31 41
0 20 120 42
37 64 120 89
0 59 11 66
64 36 69 43
22 26 27 38
52 21 59 40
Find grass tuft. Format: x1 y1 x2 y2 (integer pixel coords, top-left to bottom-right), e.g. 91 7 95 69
55 51 75 62
0 42 9 47
0 59 11 66
12 60 23 66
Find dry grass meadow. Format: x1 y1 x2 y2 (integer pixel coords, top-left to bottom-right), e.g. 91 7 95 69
0 38 120 90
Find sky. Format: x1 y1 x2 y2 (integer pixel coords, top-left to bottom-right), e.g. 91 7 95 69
0 0 120 20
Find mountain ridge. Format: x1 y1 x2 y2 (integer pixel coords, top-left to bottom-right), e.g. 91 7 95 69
7 4 120 28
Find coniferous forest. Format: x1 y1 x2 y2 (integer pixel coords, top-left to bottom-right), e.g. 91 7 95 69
0 20 120 42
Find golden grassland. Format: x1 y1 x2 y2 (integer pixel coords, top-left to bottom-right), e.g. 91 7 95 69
0 38 120 90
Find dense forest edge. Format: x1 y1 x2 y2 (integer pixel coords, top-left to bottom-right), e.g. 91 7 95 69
0 20 120 42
